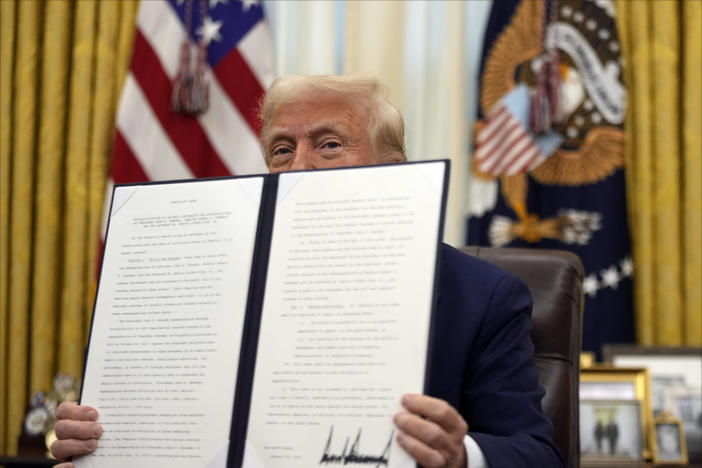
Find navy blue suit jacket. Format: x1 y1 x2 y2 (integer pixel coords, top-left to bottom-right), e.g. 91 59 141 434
427 244 564 467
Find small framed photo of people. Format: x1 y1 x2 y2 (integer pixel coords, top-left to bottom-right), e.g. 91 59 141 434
580 366 653 459
654 412 689 465
603 345 702 463
580 399 644 463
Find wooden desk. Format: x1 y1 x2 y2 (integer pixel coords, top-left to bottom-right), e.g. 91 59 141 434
582 463 702 468
0 457 57 468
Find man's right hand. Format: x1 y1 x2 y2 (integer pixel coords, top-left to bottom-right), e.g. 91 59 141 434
50 401 102 468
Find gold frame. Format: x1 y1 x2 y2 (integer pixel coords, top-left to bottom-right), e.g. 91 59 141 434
653 412 688 465
580 351 596 369
580 366 653 460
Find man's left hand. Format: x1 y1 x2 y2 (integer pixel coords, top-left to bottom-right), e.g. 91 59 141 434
394 394 468 468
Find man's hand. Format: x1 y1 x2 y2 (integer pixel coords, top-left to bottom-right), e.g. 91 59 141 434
394 394 468 468
50 401 103 468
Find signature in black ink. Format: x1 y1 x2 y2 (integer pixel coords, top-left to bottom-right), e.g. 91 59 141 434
319 426 393 467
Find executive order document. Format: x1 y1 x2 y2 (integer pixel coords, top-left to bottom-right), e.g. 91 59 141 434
75 160 448 468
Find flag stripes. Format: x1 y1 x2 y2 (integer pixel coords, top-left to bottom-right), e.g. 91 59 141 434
475 103 544 176
111 133 148 184
213 48 265 135
116 75 193 181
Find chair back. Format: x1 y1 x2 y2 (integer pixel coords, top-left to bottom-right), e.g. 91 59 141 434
461 246 584 468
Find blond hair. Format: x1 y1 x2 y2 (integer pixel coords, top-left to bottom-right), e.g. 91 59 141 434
259 74 406 165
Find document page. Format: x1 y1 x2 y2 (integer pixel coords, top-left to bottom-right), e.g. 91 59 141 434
245 162 446 468
76 178 263 468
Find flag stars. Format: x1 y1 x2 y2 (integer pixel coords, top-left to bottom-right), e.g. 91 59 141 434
584 275 599 297
573 12 584 23
586 19 597 31
584 256 633 298
601 266 621 289
209 0 228 8
197 16 223 45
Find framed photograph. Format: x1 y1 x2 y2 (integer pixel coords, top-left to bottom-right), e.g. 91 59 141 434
654 412 688 465
580 399 644 463
580 366 653 459
603 345 702 463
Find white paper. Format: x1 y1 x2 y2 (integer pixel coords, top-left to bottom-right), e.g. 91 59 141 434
76 178 263 468
245 162 446 468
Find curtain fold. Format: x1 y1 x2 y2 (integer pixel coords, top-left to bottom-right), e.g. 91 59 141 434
400 1 468 248
30 0 71 408
616 0 701 346
6 0 42 456
0 0 137 454
58 0 97 379
651 0 682 343
681 0 702 345
344 0 406 111
0 0 15 454
264 0 341 75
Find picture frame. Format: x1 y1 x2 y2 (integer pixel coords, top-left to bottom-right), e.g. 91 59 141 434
580 399 644 464
580 366 653 459
653 412 688 465
602 345 702 463
581 351 596 369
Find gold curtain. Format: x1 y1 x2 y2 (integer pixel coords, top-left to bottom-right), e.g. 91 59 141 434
616 0 701 346
0 0 138 455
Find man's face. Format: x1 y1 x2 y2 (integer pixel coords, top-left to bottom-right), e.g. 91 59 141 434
263 93 378 173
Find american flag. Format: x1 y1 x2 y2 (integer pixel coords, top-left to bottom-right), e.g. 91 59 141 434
103 0 273 234
474 84 562 176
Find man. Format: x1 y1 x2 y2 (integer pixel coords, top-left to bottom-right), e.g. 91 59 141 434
594 419 604 453
51 74 564 468
606 419 619 456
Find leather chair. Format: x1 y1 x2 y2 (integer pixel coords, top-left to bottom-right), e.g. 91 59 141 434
461 247 584 468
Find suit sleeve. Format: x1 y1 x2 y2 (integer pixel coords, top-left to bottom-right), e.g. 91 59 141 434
462 273 565 468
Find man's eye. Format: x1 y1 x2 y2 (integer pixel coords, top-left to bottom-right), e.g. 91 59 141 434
272 147 292 157
321 141 341 150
